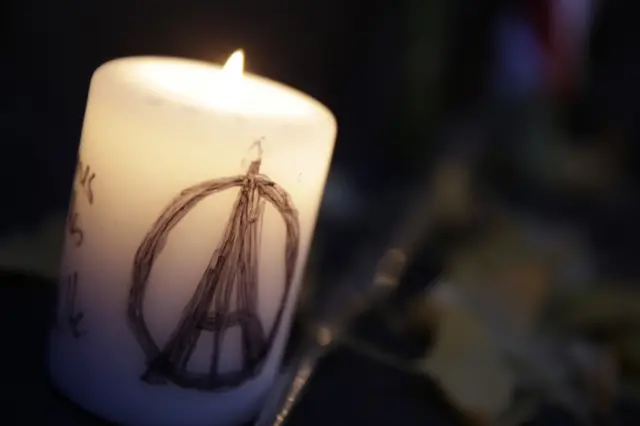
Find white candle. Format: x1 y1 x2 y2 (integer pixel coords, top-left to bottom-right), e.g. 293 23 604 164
48 50 337 426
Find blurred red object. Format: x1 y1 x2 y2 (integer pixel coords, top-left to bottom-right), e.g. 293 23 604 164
527 0 596 97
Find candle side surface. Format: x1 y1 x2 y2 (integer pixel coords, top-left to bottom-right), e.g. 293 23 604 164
48 56 336 426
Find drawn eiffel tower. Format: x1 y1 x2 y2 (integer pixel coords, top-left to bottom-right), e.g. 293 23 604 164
128 157 300 391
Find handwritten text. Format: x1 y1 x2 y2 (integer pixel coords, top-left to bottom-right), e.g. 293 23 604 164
66 159 96 247
62 272 86 339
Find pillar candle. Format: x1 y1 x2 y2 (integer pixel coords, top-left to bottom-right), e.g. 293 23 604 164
48 51 337 426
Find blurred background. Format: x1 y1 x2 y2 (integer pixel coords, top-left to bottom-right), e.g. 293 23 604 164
4 0 640 425
4 0 640 280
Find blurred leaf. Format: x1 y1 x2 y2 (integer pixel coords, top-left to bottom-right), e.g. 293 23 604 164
422 293 515 421
550 289 640 333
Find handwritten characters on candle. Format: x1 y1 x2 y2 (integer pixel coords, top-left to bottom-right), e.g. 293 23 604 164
59 157 96 337
67 160 96 247
60 272 87 339
128 153 301 391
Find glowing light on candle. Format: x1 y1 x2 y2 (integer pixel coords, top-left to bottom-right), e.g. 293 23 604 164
121 50 316 116
218 49 245 109
222 49 244 77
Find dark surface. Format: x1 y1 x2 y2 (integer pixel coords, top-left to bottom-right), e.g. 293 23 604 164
4 271 640 426
0 269 467 426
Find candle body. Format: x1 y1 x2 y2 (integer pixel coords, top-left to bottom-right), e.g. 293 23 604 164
48 57 336 426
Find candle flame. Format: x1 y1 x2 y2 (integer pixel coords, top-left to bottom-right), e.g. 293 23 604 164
222 49 245 77
217 50 245 110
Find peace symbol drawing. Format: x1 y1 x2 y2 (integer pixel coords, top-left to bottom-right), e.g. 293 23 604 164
127 151 300 392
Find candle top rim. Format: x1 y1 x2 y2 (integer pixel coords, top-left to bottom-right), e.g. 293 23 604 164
94 56 336 123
